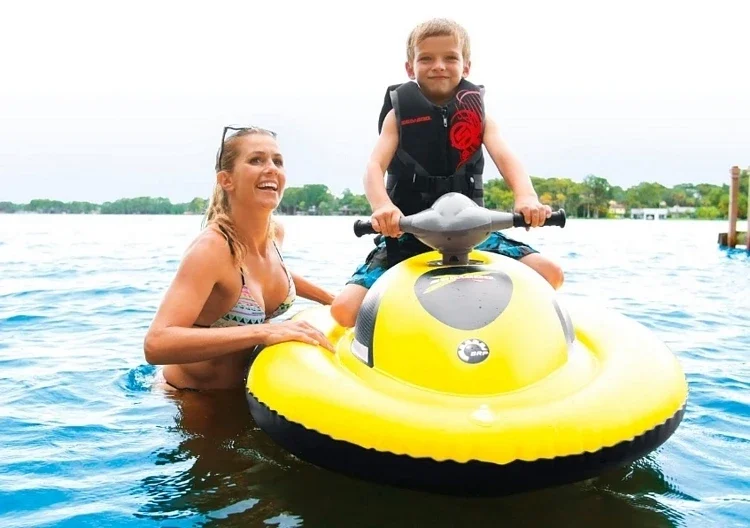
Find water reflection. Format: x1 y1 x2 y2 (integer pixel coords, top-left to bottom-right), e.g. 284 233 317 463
136 389 688 528
136 388 298 525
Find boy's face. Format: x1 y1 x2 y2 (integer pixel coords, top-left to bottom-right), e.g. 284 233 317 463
405 35 470 103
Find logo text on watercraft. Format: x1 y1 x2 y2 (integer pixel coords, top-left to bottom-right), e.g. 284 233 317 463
457 339 490 364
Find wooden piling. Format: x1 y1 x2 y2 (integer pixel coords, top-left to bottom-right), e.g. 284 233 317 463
717 165 748 249
728 166 740 248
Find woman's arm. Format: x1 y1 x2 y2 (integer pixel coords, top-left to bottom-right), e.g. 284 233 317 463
291 272 335 305
143 231 272 365
274 219 335 305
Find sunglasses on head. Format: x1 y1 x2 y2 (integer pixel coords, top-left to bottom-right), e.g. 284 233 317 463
216 125 277 171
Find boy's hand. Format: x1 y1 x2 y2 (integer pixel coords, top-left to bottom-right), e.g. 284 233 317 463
514 195 552 228
371 202 403 238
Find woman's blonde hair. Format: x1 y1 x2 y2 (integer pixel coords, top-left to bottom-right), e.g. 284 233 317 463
202 127 277 269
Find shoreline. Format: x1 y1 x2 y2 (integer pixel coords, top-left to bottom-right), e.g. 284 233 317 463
0 212 737 221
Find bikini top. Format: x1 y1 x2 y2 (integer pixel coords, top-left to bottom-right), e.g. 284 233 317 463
198 241 296 328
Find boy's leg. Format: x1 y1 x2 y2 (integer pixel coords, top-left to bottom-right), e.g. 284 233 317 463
330 284 370 329
518 253 564 290
331 234 431 328
331 239 391 328
476 232 564 290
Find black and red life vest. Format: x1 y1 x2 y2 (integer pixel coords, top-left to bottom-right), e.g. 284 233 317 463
378 78 486 216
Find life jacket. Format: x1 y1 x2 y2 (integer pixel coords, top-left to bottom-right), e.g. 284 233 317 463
378 78 486 217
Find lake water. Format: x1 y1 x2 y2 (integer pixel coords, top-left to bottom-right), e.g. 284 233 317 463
1 214 748 527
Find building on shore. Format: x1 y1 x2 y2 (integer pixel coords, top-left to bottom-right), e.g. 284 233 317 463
630 208 668 220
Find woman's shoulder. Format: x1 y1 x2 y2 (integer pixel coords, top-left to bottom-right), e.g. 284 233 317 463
182 226 234 270
272 217 285 247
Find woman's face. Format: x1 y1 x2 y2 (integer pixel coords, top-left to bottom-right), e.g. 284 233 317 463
225 133 286 211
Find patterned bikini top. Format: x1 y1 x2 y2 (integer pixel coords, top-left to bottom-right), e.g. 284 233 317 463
204 241 296 328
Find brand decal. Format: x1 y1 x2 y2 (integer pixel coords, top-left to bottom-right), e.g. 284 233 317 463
457 338 490 364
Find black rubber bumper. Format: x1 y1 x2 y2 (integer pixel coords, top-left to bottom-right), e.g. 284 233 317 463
247 392 686 497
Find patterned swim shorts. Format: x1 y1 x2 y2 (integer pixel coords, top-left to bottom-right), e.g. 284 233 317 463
346 231 538 289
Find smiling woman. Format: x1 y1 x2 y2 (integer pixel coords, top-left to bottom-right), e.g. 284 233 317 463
143 126 336 391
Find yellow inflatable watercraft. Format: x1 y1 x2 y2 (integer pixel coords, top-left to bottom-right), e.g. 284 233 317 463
246 193 687 496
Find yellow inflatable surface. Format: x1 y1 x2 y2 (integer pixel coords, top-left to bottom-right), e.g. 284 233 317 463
246 250 687 495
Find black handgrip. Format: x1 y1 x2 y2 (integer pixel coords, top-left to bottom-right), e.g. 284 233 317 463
353 219 377 237
513 209 566 228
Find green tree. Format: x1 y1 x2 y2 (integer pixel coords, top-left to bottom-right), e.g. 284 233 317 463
187 197 208 214
695 206 721 219
581 175 612 218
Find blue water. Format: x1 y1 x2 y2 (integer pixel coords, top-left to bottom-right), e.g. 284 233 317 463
1 214 748 527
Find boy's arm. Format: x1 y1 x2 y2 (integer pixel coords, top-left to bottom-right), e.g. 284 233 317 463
483 116 551 227
364 109 402 237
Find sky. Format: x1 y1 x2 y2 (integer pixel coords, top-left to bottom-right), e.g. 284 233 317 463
1 0 748 203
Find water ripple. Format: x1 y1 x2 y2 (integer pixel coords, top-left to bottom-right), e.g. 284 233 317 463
0 215 747 527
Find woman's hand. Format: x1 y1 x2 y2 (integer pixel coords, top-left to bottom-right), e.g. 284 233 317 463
264 320 335 352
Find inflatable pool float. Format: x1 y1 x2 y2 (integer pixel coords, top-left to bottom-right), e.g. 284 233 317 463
245 193 687 496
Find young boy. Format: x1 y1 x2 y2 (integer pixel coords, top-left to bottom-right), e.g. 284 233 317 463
330 18 564 328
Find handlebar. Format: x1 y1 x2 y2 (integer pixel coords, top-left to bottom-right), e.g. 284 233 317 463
354 209 566 237
350 193 566 265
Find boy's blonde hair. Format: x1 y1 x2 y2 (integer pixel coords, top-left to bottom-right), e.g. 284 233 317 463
406 18 471 63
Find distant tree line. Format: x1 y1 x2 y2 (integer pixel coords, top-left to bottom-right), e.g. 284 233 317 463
1 171 747 219
483 172 748 219
0 197 209 215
